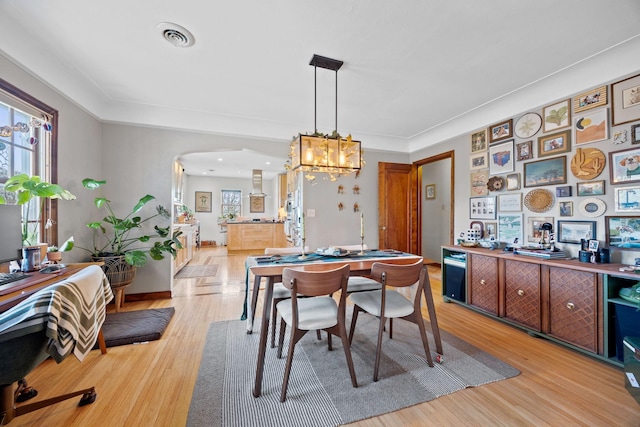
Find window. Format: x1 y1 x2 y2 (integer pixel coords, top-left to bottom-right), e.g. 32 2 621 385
0 77 58 246
221 190 241 218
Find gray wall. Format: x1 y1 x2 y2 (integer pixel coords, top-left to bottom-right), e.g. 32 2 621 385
421 158 451 261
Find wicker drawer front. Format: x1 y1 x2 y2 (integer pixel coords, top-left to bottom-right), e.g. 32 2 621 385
469 254 498 315
549 267 597 352
505 260 541 331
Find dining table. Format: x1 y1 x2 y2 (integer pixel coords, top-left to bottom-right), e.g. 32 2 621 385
244 249 436 397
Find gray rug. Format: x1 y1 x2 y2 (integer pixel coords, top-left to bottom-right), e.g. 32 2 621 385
175 265 219 279
94 307 175 348
187 315 520 426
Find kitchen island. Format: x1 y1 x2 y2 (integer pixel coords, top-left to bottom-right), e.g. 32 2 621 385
226 221 288 252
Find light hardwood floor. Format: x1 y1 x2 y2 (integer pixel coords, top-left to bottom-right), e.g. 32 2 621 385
10 247 640 426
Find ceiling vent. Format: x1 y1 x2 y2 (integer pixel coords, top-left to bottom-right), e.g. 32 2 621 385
157 22 195 48
251 169 266 197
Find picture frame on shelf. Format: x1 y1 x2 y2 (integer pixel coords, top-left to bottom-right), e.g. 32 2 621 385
470 221 484 238
613 185 640 212
498 193 522 212
470 152 488 170
543 99 571 132
573 85 607 113
632 124 640 144
471 129 487 152
526 216 554 244
489 139 515 175
516 140 533 161
470 170 489 196
612 73 640 126
497 213 523 244
425 184 436 199
506 173 520 191
469 196 496 220
574 108 609 145
195 191 212 212
488 119 513 143
524 156 567 187
557 220 596 243
538 130 571 158
559 201 573 217
484 222 497 239
605 215 640 250
609 146 640 185
514 112 542 139
577 180 605 197
556 186 572 197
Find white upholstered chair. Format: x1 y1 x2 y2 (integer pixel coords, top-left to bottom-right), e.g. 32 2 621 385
332 245 382 294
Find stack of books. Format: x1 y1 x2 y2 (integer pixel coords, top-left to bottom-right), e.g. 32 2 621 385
513 248 567 259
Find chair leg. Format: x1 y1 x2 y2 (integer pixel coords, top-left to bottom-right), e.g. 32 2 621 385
280 328 297 402
389 318 393 339
338 323 358 388
348 305 361 344
270 299 281 349
373 315 386 382
423 286 443 355
277 317 287 358
415 314 434 367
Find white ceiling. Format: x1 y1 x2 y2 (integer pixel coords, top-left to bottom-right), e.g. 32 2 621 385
1 1 639 178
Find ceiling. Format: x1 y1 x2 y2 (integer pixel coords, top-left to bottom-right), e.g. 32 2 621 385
1 1 639 179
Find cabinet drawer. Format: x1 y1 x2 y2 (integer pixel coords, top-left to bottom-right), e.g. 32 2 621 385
504 260 541 331
469 254 498 315
549 267 597 353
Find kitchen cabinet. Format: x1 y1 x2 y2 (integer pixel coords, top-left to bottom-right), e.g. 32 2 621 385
227 222 288 251
173 223 196 274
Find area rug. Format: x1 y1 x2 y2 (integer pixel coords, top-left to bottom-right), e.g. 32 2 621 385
175 265 219 279
95 307 175 348
187 315 520 426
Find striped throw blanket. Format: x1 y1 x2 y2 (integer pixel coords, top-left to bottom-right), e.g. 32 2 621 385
0 265 113 362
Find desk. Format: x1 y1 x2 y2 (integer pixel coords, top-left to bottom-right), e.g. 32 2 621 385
247 251 423 397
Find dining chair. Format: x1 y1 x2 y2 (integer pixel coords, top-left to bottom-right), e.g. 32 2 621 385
333 244 382 294
348 259 441 382
276 264 358 402
264 246 309 348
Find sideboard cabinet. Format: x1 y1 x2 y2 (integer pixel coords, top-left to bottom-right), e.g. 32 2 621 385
442 245 636 366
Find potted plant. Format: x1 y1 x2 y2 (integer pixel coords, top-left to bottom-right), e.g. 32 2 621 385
46 236 74 264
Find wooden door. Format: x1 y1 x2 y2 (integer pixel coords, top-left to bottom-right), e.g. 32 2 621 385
378 162 412 251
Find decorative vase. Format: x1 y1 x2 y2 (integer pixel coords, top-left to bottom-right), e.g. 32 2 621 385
46 251 63 264
91 255 136 312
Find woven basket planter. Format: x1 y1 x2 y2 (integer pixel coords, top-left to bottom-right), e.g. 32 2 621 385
91 255 136 290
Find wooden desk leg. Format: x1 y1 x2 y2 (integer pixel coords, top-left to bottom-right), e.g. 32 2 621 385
114 289 123 313
247 275 262 334
97 329 107 354
423 284 443 355
253 277 274 398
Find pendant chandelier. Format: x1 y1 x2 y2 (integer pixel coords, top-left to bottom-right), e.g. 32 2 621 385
288 54 363 182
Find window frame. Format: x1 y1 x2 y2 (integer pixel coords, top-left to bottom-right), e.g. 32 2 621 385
221 189 242 218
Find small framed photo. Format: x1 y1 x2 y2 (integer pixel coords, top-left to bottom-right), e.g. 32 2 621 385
559 201 573 217
470 152 488 170
543 99 571 132
497 213 523 244
577 180 605 197
632 124 640 144
524 156 567 187
489 119 513 143
556 186 572 197
498 193 522 212
612 73 640 126
489 139 515 175
484 222 497 239
557 220 596 244
538 130 571 158
606 215 640 250
613 186 640 212
506 173 520 191
573 85 607 113
471 129 487 152
470 170 489 196
195 191 212 212
425 184 436 199
609 146 640 185
516 140 533 161
588 239 599 252
469 196 496 220
527 216 554 244
574 108 609 145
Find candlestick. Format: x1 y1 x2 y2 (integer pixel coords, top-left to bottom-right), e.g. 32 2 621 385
300 212 305 240
360 212 364 238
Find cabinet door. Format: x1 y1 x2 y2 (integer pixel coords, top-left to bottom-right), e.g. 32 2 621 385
504 260 541 331
469 254 498 315
227 226 242 250
549 267 597 353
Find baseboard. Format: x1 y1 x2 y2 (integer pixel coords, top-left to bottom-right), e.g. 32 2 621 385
124 291 172 303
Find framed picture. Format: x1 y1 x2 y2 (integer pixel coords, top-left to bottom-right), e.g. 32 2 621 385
559 201 573 217
484 222 497 239
498 193 522 212
557 220 596 244
556 186 572 197
538 130 571 158
470 170 489 196
574 108 609 145
470 221 484 238
632 124 640 144
470 152 488 170
588 239 599 252
497 213 523 244
527 216 554 244
606 216 640 250
514 112 542 139
471 129 487 152
469 196 496 220
425 184 436 199
516 140 533 161
506 173 520 191
613 186 640 212
195 191 212 212
573 85 607 113
488 119 513 143
249 195 265 213
613 130 628 145
612 73 640 126
488 139 515 175
577 180 605 196
524 156 567 187
543 99 571 132
609 146 640 185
